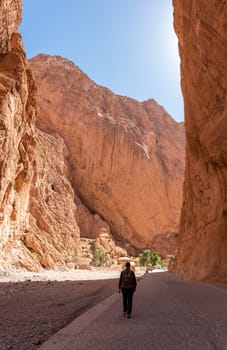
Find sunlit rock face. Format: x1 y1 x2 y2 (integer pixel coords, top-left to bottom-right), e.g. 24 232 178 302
26 130 80 270
0 0 37 268
0 0 81 270
30 54 185 255
0 0 22 53
173 0 227 282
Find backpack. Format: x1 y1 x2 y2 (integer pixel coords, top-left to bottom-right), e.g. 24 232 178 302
121 269 134 288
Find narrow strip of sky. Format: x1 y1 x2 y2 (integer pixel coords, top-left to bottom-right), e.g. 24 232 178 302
20 0 184 122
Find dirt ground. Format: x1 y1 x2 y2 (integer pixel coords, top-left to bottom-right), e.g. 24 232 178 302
0 276 118 350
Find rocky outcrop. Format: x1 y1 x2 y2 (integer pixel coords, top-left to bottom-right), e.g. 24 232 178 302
0 0 22 53
173 0 227 282
0 0 37 268
77 202 127 266
30 54 185 255
25 130 80 270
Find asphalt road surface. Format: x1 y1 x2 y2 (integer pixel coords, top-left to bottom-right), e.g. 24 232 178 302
39 272 227 350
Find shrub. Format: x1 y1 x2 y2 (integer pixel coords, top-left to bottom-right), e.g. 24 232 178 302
159 260 167 269
91 243 108 267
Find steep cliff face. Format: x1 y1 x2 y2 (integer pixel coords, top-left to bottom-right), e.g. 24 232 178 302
0 0 37 268
0 0 81 270
25 130 80 270
173 0 227 281
30 54 185 255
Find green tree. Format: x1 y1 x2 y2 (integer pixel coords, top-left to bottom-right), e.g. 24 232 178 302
139 249 151 266
150 252 160 266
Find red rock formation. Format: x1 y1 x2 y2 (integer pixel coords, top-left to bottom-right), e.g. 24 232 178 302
25 130 80 269
0 0 37 268
77 202 127 266
173 0 227 282
0 0 22 53
0 0 81 270
30 54 185 255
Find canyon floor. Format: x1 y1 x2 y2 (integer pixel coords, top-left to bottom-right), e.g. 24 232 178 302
1 270 226 350
41 272 227 350
0 269 128 350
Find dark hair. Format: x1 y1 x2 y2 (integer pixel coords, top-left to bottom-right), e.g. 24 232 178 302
125 262 130 268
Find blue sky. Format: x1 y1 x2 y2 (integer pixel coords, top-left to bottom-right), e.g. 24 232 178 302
19 0 184 122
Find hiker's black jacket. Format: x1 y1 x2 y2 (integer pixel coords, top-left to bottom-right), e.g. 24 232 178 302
119 269 137 290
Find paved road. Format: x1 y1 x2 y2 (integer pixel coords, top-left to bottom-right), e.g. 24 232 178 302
39 272 227 350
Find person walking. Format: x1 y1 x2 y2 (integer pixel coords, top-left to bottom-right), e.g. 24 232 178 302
119 261 137 318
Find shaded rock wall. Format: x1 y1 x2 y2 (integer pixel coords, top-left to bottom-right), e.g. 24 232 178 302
77 201 127 266
173 0 227 281
30 54 185 255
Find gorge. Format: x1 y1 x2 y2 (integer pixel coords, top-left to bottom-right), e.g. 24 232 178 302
0 0 226 282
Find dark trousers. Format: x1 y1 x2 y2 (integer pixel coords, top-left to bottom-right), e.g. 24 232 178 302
122 287 134 315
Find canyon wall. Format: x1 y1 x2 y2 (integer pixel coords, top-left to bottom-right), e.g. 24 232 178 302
0 0 81 270
173 0 227 281
0 0 186 269
30 54 185 256
26 130 80 269
0 0 37 268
